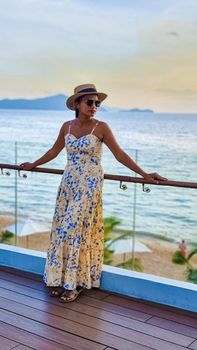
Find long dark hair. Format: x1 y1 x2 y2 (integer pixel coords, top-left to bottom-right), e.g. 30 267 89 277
75 95 84 118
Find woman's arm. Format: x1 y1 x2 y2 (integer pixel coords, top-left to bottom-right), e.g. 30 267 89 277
102 122 167 182
20 123 67 170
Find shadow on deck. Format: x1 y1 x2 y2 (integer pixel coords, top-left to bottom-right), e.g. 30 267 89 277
0 266 196 350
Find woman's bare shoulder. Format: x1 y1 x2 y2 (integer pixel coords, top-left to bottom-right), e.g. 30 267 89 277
62 120 73 127
98 120 109 128
98 120 111 132
61 120 74 133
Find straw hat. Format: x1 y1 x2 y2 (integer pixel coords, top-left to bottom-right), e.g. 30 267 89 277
66 84 107 110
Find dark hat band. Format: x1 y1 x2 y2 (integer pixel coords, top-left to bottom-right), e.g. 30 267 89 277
78 88 97 93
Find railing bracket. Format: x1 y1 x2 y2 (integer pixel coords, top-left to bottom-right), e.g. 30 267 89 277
120 181 127 190
1 168 10 176
142 184 151 193
18 170 27 178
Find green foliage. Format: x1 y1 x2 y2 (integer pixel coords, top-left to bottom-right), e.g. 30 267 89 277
104 216 122 240
172 250 187 265
172 246 197 284
186 268 197 284
0 230 14 244
103 246 114 265
103 216 118 265
103 216 143 271
106 231 133 248
116 258 143 272
187 248 197 261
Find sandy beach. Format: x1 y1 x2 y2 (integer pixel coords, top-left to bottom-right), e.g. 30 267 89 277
1 215 196 283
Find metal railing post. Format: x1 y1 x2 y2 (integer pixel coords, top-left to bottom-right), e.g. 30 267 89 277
14 142 18 246
131 150 138 270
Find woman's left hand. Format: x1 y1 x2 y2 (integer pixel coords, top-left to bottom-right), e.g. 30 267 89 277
143 172 168 184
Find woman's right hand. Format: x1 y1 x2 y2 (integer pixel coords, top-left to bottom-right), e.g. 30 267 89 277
19 162 36 170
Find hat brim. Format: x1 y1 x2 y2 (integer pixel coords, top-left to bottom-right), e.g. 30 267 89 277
66 92 107 110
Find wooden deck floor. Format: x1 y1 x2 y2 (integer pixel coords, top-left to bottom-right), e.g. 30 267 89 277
0 266 196 350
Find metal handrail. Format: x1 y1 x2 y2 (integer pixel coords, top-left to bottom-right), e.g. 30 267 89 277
0 163 197 189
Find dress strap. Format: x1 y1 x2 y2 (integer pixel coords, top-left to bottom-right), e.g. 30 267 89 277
90 121 99 135
68 120 72 134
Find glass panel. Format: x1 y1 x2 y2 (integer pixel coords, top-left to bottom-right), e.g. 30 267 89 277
0 140 16 246
15 140 66 251
104 147 197 285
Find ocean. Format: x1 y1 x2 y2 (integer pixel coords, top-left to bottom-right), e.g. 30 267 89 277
0 109 197 244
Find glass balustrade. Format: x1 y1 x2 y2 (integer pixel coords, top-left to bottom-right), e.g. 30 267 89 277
0 140 196 285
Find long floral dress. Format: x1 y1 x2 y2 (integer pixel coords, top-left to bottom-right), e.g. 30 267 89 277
43 121 104 290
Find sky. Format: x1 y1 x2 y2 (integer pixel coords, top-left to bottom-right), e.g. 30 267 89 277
0 0 197 112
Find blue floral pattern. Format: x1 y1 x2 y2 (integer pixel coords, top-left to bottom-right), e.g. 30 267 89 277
43 131 104 290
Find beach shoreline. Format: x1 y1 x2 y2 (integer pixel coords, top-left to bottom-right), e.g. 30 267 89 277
0 214 196 283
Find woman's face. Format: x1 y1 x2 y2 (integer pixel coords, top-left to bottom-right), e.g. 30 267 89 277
76 94 100 117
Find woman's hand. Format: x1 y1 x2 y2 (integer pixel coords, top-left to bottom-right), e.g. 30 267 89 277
19 162 36 170
143 172 168 184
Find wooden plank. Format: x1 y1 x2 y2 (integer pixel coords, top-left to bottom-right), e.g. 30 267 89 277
0 278 151 321
0 270 195 349
102 292 197 318
148 316 197 338
0 287 194 347
189 340 197 349
0 278 49 303
0 321 76 350
77 294 152 321
0 266 42 281
0 270 46 291
0 296 191 350
11 346 34 350
0 308 150 350
103 295 197 327
0 335 19 350
0 308 105 350
0 286 150 333
1 267 195 318
83 288 110 300
0 269 110 299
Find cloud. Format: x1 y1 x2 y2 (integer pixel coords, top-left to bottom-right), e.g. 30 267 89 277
167 31 180 37
0 0 197 112
156 88 197 96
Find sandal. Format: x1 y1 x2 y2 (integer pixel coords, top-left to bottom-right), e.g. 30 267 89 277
49 286 64 297
59 286 84 303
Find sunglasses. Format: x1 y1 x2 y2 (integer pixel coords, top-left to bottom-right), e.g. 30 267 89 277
84 99 101 108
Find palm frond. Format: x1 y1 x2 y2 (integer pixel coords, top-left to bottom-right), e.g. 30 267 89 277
0 230 14 244
187 248 197 261
116 258 143 272
186 268 197 284
172 250 188 265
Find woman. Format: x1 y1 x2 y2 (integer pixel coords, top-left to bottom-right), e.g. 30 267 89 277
20 83 167 303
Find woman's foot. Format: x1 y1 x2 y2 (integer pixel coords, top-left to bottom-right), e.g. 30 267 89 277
49 286 64 297
59 286 84 303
